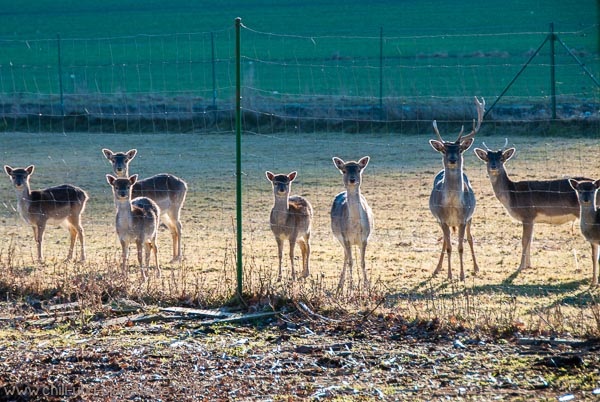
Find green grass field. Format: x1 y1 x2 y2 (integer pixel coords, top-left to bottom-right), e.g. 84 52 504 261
0 0 597 101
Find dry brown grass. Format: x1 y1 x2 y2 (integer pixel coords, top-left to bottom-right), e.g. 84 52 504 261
1 130 599 336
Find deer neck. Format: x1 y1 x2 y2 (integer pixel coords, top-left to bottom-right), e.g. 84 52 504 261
578 200 600 230
487 166 514 206
114 198 135 229
442 164 465 191
13 184 32 218
345 185 367 219
271 194 291 226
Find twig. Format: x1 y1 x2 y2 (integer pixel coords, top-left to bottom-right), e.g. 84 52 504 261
296 301 339 323
361 296 386 322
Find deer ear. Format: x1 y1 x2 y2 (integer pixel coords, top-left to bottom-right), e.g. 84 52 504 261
288 171 297 181
460 137 474 151
126 149 138 160
106 174 116 185
473 148 488 162
102 148 113 160
332 157 345 172
429 140 445 153
568 178 579 190
265 171 274 181
358 156 370 169
4 165 12 175
502 148 516 162
129 174 138 185
26 165 35 174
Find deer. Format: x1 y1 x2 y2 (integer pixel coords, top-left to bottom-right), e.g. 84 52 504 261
102 148 187 263
106 174 160 280
331 156 374 291
265 171 313 281
4 165 88 263
474 140 590 271
568 179 600 286
429 97 484 281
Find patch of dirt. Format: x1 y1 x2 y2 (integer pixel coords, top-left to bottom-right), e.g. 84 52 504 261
0 309 598 401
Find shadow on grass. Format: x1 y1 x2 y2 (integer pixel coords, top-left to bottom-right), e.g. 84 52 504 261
386 274 594 308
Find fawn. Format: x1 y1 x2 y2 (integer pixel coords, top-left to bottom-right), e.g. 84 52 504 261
102 148 187 263
331 156 374 291
4 165 88 263
569 179 600 286
266 171 313 281
106 174 160 279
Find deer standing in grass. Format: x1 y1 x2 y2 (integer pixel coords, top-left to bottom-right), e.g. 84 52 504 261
429 97 484 281
474 141 590 271
331 156 374 291
568 179 600 286
106 174 160 279
4 165 88 263
102 148 187 263
265 171 313 281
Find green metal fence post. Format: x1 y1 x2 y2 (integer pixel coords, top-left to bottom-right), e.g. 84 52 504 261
549 22 556 119
379 27 383 120
211 31 217 109
235 17 243 300
57 34 64 117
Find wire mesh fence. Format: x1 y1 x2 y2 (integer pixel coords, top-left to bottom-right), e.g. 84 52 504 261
0 22 597 132
0 22 599 305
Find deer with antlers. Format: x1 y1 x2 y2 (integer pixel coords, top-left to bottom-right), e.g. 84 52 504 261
429 97 484 281
475 140 591 271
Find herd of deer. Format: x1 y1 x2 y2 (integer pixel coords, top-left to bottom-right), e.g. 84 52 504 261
3 97 600 287
265 97 600 289
4 149 187 280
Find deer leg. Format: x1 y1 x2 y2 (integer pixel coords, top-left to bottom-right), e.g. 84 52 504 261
275 237 284 281
68 215 86 262
34 223 46 263
164 212 182 263
433 236 446 276
457 225 466 281
289 236 297 280
519 222 534 270
337 241 352 291
466 221 478 274
173 220 182 262
137 241 147 281
77 223 86 262
151 236 160 277
143 241 151 268
120 239 129 274
435 224 452 279
592 243 598 287
298 237 310 279
65 224 77 262
360 240 369 288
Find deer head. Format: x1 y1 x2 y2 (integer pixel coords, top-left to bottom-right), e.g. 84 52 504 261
429 97 485 168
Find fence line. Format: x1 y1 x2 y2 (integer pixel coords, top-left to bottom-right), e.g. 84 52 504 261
0 22 596 133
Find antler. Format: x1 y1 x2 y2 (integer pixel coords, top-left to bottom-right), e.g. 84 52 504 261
432 120 444 142
459 96 485 142
481 137 508 152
